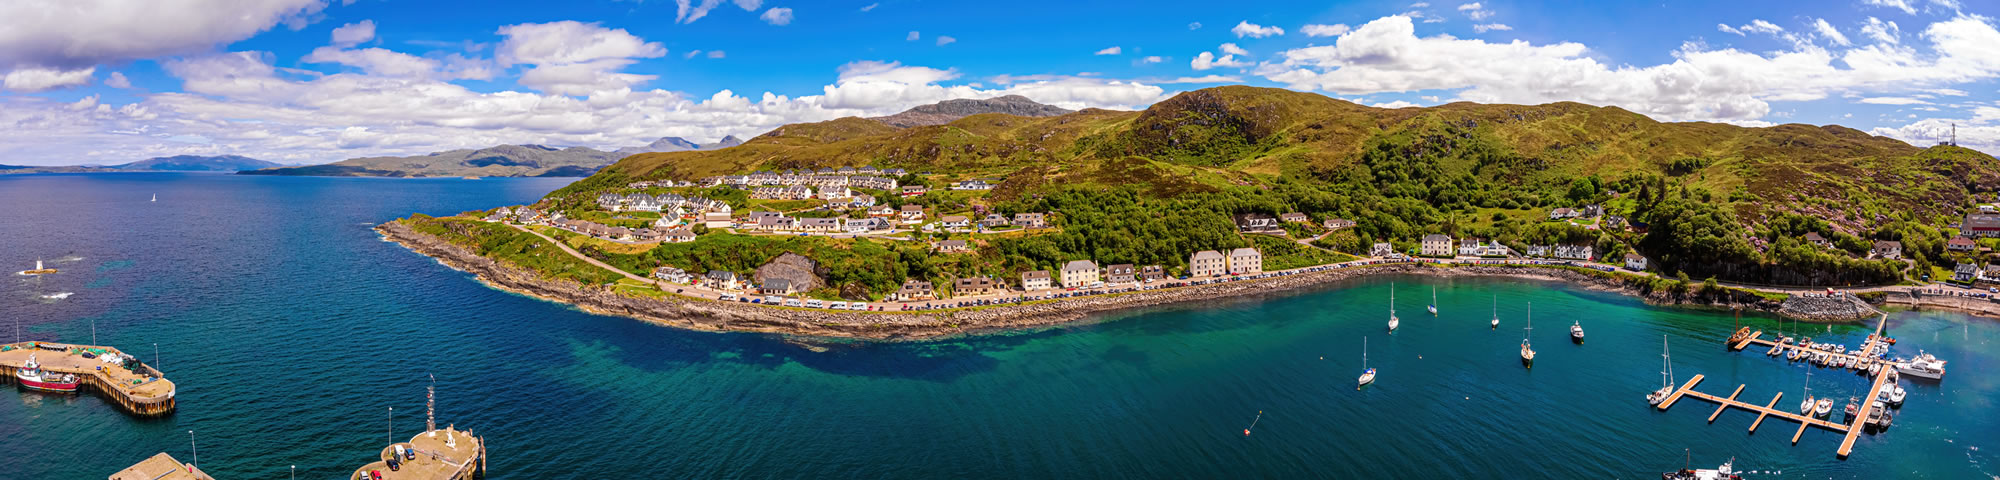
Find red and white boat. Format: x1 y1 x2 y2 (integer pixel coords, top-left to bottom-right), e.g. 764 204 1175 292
15 354 81 393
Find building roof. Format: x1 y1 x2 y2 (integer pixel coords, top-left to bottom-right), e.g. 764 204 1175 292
1022 270 1050 280
1423 234 1451 242
1191 250 1223 261
1229 247 1259 257
1949 236 1976 245
1625 253 1645 261
1062 260 1098 272
1873 240 1901 249
942 215 968 222
1804 232 1826 242
901 204 924 211
1107 264 1135 273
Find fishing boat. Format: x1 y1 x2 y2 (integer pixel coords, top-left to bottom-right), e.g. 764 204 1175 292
14 354 80 393
1662 456 1743 480
1520 304 1535 367
1357 337 1375 389
1427 287 1438 315
1489 296 1499 328
1894 351 1947 380
1866 400 1886 427
1570 321 1585 343
18 259 57 276
1648 335 1675 406
1387 285 1400 332
1844 397 1859 420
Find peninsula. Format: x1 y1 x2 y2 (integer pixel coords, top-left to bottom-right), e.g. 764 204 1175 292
382 86 2000 338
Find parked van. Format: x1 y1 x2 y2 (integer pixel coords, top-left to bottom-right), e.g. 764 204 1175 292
783 298 802 307
829 301 848 310
805 299 825 308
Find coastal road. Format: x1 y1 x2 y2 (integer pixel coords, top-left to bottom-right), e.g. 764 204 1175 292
508 224 655 285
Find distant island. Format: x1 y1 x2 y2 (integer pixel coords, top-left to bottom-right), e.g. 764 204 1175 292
377 86 2000 339
239 136 747 178
1 155 279 174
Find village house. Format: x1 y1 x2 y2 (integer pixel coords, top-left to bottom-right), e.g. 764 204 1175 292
762 279 803 295
1804 232 1830 248
1139 265 1166 282
1279 212 1310 223
952 179 995 190
1324 218 1356 230
1872 240 1902 259
660 229 697 243
1549 208 1580 220
653 266 692 284
953 276 1001 297
843 217 879 234
899 205 926 223
867 205 896 217
1955 263 1979 283
1106 264 1137 284
1060 260 1101 288
1012 212 1047 229
1582 204 1605 218
1228 248 1263 275
1985 265 2000 284
817 185 852 200
1234 213 1283 234
1371 242 1395 258
705 270 741 290
1020 270 1053 291
1526 245 1550 257
798 217 842 233
836 166 857 175
1624 253 1649 271
939 215 971 229
981 213 1010 228
696 211 728 228
756 216 797 231
1189 250 1227 277
851 176 898 190
1948 236 1977 252
901 185 928 197
1458 238 1484 257
1965 213 2000 237
891 279 936 301
935 240 971 253
1421 234 1454 257
1552 245 1594 261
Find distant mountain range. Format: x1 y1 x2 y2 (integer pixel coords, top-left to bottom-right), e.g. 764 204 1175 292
0 155 280 174
240 136 750 178
869 95 1073 127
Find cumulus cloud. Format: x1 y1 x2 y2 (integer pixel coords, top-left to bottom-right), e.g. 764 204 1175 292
331 20 375 47
1859 96 1929 105
1232 21 1285 38
106 71 132 89
1457 2 1494 21
760 7 793 26
1151 75 1242 84
674 0 763 24
1220 43 1250 56
1095 46 1122 55
1373 100 1421 108
1872 117 1999 155
1474 23 1511 33
3 66 95 92
494 21 666 95
935 36 956 46
1255 14 2000 125
1812 18 1851 46
1864 0 1916 15
1188 22 1202 30
1862 17 1901 44
1140 56 1165 64
1302 24 1351 37
1191 51 1251 70
907 31 920 41
0 0 326 74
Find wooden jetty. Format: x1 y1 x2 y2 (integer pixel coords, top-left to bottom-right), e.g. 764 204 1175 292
1659 319 1898 458
0 341 176 416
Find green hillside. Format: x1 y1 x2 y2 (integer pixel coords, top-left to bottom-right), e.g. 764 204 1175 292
527 86 1997 290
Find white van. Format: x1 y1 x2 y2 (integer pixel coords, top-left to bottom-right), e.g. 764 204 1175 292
828 301 848 310
805 299 824 308
783 298 802 307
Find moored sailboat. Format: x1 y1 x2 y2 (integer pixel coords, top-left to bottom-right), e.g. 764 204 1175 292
1648 335 1675 406
1520 303 1535 367
1387 284 1400 332
1357 337 1375 389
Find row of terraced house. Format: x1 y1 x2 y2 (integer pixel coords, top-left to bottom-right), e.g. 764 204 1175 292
595 192 734 215
703 171 902 191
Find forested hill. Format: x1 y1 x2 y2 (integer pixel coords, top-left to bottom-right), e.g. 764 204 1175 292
549 85 2000 286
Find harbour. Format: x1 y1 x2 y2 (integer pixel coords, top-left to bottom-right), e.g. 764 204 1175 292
0 341 176 416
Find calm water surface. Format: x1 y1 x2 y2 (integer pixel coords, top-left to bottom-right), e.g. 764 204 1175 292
1 173 1996 479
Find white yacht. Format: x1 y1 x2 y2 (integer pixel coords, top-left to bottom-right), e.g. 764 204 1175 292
1814 396 1833 418
1648 335 1675 406
1489 296 1499 328
1387 285 1400 332
1883 383 1906 405
1520 303 1535 367
1894 351 1946 380
1798 371 1816 415
1570 321 1584 343
1357 337 1375 389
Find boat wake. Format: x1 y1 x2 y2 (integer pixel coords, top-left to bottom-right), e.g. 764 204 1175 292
40 292 73 301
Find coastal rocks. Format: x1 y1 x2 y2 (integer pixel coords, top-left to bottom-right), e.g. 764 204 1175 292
754 253 824 294
1778 294 1882 322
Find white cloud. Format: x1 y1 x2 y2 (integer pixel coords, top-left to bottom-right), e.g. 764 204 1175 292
1872 117 1998 153
1859 96 1929 105
1718 24 1743 36
674 0 763 24
1373 100 1421 108
1410 2 1430 7
494 22 667 96
1256 15 2000 125
331 20 376 47
907 31 920 41
1742 19 1784 35
106 71 132 89
684 50 703 59
1864 0 1917 15
1232 21 1285 38
760 7 793 26
936 36 956 46
1302 24 1351 37
1220 43 1250 56
1812 18 1851 46
708 50 726 59
859 3 877 12
1191 51 1251 70
1151 75 1241 84
304 46 445 79
1457 2 1494 21
1474 23 1511 33
1188 22 1202 30
3 66 95 92
1140 56 1165 64
1095 46 1122 55
0 0 326 71
1862 17 1901 44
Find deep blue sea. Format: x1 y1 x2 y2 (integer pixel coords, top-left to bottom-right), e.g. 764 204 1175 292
2 173 1996 479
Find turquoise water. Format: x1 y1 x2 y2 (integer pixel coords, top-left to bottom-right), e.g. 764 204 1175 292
3 173 1996 479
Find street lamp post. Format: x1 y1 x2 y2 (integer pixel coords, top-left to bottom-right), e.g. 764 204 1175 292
388 407 394 444
187 430 197 470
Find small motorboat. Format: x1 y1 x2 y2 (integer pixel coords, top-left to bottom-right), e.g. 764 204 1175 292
1570 321 1585 343
1814 397 1833 418
1844 398 1859 420
1885 383 1906 406
1663 457 1743 480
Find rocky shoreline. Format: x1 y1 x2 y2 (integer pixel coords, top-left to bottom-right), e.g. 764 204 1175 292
379 221 1890 341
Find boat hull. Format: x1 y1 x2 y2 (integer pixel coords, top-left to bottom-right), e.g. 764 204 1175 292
17 376 80 393
1894 365 1943 380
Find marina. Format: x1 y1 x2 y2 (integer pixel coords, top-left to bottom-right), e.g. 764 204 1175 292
0 341 176 416
1656 320 1918 459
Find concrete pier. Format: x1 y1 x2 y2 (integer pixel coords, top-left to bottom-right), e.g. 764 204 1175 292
109 452 214 480
0 341 176 416
351 426 487 480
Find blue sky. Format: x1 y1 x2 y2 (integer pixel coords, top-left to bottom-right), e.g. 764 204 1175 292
0 0 1994 165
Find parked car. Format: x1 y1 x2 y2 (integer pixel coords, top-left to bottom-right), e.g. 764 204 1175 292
370 471 384 480
720 293 738 301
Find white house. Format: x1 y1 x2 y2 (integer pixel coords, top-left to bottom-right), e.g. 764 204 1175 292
1227 248 1263 275
1189 250 1226 277
1623 253 1648 271
1060 260 1100 288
